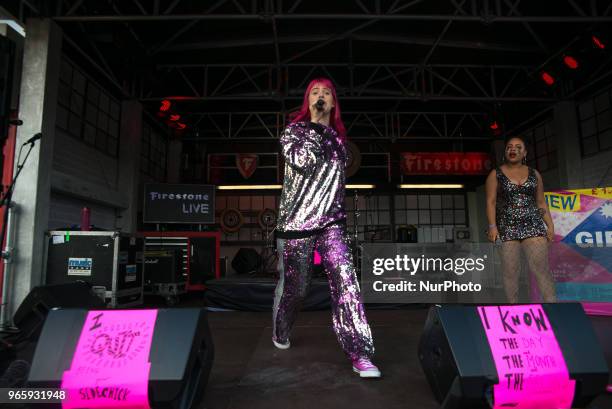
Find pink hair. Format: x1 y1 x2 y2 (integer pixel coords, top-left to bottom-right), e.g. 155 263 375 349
289 77 347 141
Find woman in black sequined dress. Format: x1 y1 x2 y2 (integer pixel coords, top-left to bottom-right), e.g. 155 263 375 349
485 136 556 303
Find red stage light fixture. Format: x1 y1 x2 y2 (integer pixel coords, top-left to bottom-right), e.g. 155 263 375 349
541 72 555 86
169 114 181 121
592 35 606 49
177 123 187 130
563 56 579 69
160 100 171 112
489 121 499 130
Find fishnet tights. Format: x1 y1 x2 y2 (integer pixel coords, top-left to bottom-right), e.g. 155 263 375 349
499 237 557 303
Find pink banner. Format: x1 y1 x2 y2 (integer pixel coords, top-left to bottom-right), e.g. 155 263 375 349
478 305 576 409
61 310 158 409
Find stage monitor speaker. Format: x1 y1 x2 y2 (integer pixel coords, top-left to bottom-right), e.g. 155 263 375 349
13 281 105 339
27 308 214 409
232 248 261 274
190 237 217 284
145 249 184 284
418 304 609 409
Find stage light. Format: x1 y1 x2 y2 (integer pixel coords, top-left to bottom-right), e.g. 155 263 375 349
398 184 464 189
563 55 579 69
346 184 376 189
592 35 606 49
489 119 502 136
541 72 555 86
169 114 180 121
177 123 186 130
217 185 283 190
160 100 171 112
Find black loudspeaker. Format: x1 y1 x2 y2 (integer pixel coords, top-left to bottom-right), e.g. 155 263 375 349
190 237 217 284
13 282 106 339
145 249 184 283
27 308 214 409
418 304 610 409
232 248 261 274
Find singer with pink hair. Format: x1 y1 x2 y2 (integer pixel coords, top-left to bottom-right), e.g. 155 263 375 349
272 78 380 378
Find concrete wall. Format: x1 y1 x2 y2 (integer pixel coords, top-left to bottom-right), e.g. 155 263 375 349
582 149 612 187
6 20 143 319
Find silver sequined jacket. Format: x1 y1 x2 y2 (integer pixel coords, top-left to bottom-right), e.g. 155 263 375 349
276 121 347 236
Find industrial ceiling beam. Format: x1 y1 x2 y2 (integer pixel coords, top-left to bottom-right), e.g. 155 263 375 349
53 14 612 22
140 95 555 102
160 34 540 53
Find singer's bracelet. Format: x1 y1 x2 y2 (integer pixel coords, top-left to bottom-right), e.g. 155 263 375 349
488 224 497 229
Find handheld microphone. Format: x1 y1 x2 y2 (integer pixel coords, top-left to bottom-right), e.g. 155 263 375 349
315 99 325 111
23 133 42 146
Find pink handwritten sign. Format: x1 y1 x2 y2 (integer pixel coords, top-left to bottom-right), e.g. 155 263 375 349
61 310 158 409
478 305 576 409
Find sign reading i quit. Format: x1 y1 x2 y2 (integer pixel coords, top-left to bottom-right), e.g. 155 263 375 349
478 305 576 409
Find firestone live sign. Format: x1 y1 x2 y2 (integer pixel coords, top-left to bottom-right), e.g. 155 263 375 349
143 183 215 224
400 152 493 175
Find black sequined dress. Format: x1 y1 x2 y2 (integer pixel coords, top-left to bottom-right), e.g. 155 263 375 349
496 166 547 242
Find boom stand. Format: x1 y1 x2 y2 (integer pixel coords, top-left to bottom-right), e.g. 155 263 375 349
0 139 37 330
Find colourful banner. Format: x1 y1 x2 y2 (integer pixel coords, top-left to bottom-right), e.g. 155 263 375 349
545 187 612 314
478 305 575 409
61 310 158 409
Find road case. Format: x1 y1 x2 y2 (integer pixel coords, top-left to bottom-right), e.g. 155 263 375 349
45 230 144 307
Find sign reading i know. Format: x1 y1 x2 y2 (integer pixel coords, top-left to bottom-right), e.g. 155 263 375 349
144 183 215 224
477 305 575 409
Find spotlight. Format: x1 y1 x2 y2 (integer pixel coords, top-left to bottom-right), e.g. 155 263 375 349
592 35 606 49
486 105 504 136
169 114 181 121
160 100 171 112
177 123 187 130
563 55 579 69
488 119 502 136
541 71 555 86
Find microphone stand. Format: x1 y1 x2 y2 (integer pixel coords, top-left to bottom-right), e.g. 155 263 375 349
352 190 361 275
0 138 38 330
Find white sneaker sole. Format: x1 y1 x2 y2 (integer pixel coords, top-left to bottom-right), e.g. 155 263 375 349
273 340 290 350
353 367 381 378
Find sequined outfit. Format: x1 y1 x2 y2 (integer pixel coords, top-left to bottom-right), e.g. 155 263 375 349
273 121 374 360
496 166 547 242
276 121 346 232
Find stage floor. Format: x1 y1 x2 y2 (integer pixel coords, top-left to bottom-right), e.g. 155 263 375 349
202 308 612 409
1 296 609 408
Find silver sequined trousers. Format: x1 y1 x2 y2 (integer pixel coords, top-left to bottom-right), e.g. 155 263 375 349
272 224 375 360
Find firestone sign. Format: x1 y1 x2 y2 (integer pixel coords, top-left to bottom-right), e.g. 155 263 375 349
143 183 215 224
400 152 492 175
